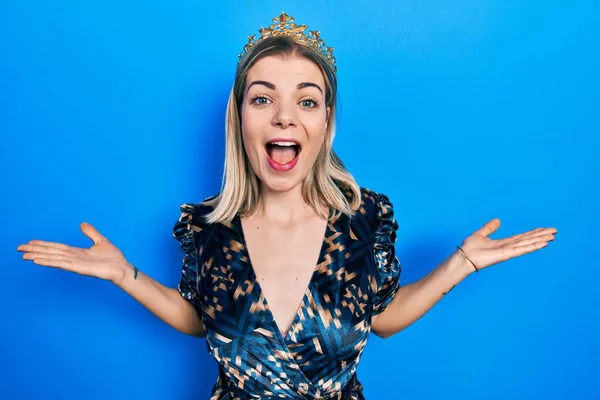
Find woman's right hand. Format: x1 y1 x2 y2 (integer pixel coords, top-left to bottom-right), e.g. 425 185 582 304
17 222 130 283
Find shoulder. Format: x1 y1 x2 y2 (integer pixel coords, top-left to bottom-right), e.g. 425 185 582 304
356 187 396 232
172 195 219 245
342 187 397 242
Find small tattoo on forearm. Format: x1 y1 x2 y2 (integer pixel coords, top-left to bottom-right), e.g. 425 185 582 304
133 265 139 280
442 285 456 296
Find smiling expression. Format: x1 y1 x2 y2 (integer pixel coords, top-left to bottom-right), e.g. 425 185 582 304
240 54 330 193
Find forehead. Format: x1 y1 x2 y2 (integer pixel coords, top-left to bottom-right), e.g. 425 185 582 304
246 55 325 89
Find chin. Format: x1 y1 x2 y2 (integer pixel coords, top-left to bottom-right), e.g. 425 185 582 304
259 170 306 194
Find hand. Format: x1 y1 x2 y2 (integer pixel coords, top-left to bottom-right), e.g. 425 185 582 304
17 222 130 283
459 218 557 272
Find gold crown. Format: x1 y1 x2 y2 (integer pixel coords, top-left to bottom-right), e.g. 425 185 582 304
238 12 337 73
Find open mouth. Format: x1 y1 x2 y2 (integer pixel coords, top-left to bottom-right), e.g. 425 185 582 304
265 140 302 167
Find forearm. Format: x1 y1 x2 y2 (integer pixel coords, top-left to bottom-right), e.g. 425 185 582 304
371 250 474 338
114 262 205 338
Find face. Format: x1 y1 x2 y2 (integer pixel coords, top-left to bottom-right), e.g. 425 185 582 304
241 54 330 194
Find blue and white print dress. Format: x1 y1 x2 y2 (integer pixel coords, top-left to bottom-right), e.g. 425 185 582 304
173 188 401 399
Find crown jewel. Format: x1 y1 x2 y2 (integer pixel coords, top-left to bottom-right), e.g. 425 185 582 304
238 12 337 73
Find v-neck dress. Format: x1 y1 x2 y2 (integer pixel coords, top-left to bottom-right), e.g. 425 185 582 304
173 187 401 399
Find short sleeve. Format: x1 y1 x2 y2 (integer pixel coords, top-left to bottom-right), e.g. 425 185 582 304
371 192 402 316
173 203 204 307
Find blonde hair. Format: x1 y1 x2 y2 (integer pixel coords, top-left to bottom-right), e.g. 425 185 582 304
205 35 361 224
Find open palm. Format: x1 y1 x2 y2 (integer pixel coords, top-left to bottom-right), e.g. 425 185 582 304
17 222 128 282
461 218 557 271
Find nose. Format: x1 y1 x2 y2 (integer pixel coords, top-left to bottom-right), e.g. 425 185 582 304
271 100 297 129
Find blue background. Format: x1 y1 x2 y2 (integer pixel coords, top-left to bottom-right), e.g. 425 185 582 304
1 0 598 399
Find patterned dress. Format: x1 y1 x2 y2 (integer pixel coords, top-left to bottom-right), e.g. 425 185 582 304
173 188 401 399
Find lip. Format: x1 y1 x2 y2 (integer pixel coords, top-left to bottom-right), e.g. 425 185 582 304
265 138 301 172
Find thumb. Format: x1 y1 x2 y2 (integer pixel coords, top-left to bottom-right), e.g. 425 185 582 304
474 218 501 238
80 222 109 245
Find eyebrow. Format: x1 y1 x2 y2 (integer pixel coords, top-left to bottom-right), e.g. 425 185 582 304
246 80 323 95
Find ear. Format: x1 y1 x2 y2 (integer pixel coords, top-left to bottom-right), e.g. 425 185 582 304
325 106 331 126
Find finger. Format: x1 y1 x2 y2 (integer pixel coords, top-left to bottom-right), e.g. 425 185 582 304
497 227 553 245
507 241 548 258
17 243 69 255
81 222 109 245
25 253 96 276
20 240 73 251
511 228 557 244
23 253 83 272
474 218 501 238
519 227 557 238
22 252 69 261
514 233 555 248
31 257 75 269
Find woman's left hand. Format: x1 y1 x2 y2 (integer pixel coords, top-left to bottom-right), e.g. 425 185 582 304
459 218 557 272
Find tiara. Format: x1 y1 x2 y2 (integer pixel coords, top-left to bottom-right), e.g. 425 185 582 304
237 12 337 73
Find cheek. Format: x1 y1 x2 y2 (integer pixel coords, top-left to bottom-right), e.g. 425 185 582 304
241 113 262 153
241 131 260 158
305 121 328 153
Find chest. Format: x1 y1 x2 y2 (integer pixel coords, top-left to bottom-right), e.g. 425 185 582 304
240 216 327 336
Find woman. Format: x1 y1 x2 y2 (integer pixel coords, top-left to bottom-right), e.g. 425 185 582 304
17 12 556 399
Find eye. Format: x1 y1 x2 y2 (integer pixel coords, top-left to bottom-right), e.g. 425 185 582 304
299 98 319 108
250 95 271 106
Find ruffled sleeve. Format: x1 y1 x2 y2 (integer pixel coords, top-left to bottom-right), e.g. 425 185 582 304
371 192 402 316
173 203 204 308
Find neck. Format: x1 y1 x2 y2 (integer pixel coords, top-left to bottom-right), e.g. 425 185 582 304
257 184 314 223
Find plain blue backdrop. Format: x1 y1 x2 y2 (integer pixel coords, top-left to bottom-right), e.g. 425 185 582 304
1 0 598 399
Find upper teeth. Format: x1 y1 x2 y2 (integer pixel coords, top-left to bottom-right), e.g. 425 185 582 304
270 141 297 146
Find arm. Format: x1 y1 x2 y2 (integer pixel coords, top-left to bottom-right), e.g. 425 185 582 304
17 222 205 338
114 262 205 338
371 218 556 339
371 250 472 339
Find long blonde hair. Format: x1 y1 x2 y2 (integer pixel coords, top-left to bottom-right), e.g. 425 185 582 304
205 35 361 224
